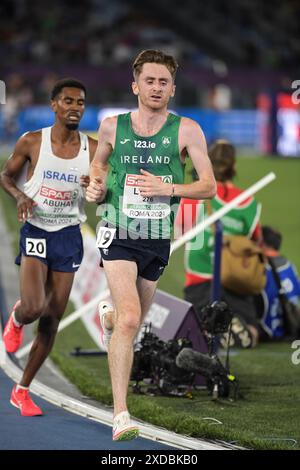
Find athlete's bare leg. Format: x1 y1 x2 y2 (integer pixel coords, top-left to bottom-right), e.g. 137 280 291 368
19 270 74 387
102 260 158 416
103 275 157 330
14 256 48 324
103 260 141 416
136 275 158 322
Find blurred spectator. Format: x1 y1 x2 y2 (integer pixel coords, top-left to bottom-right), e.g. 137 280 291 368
256 226 300 340
1 0 298 69
208 84 232 110
176 140 262 348
36 73 59 103
2 73 33 138
0 0 299 106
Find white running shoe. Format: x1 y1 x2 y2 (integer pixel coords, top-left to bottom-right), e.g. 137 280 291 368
112 411 139 441
98 301 114 351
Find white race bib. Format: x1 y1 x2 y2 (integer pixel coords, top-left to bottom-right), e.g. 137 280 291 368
25 238 46 258
122 174 172 220
96 226 116 248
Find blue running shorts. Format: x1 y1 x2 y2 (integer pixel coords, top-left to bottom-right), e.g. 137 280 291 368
15 222 83 272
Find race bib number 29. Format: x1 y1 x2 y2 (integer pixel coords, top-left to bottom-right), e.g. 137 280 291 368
25 238 46 258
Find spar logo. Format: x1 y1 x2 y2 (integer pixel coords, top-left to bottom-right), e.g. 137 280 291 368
125 174 172 186
125 174 140 186
40 186 74 200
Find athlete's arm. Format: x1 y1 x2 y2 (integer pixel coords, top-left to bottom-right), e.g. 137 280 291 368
176 118 216 199
138 118 216 200
174 197 199 236
0 133 37 221
80 136 98 188
86 117 116 203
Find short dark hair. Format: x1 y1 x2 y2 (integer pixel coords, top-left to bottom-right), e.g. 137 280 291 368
262 225 282 251
132 49 178 81
50 78 86 100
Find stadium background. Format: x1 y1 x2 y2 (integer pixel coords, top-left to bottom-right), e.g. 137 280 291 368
0 0 300 450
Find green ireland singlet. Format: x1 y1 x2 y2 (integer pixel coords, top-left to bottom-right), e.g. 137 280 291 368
102 112 184 239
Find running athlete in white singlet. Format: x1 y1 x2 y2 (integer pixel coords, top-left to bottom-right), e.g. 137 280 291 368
1 78 97 417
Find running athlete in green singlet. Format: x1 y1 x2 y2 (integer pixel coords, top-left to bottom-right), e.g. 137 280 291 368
102 111 184 239
86 50 216 441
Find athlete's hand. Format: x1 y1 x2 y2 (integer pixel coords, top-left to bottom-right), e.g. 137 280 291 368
138 169 172 197
86 177 107 203
16 194 37 222
80 175 90 188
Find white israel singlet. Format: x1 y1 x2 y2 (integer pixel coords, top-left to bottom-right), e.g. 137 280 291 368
23 126 89 231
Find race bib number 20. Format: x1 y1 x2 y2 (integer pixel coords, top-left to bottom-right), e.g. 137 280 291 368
25 238 46 258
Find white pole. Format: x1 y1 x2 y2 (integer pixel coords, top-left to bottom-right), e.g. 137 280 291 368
16 172 276 359
170 172 276 254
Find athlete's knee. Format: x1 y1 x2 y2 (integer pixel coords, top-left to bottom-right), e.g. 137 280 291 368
20 299 45 324
38 315 60 337
117 309 141 334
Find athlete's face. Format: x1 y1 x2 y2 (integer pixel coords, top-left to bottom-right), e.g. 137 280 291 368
132 63 175 110
51 87 85 130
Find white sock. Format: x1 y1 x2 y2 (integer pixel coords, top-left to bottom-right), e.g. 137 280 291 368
12 311 22 328
16 384 29 392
